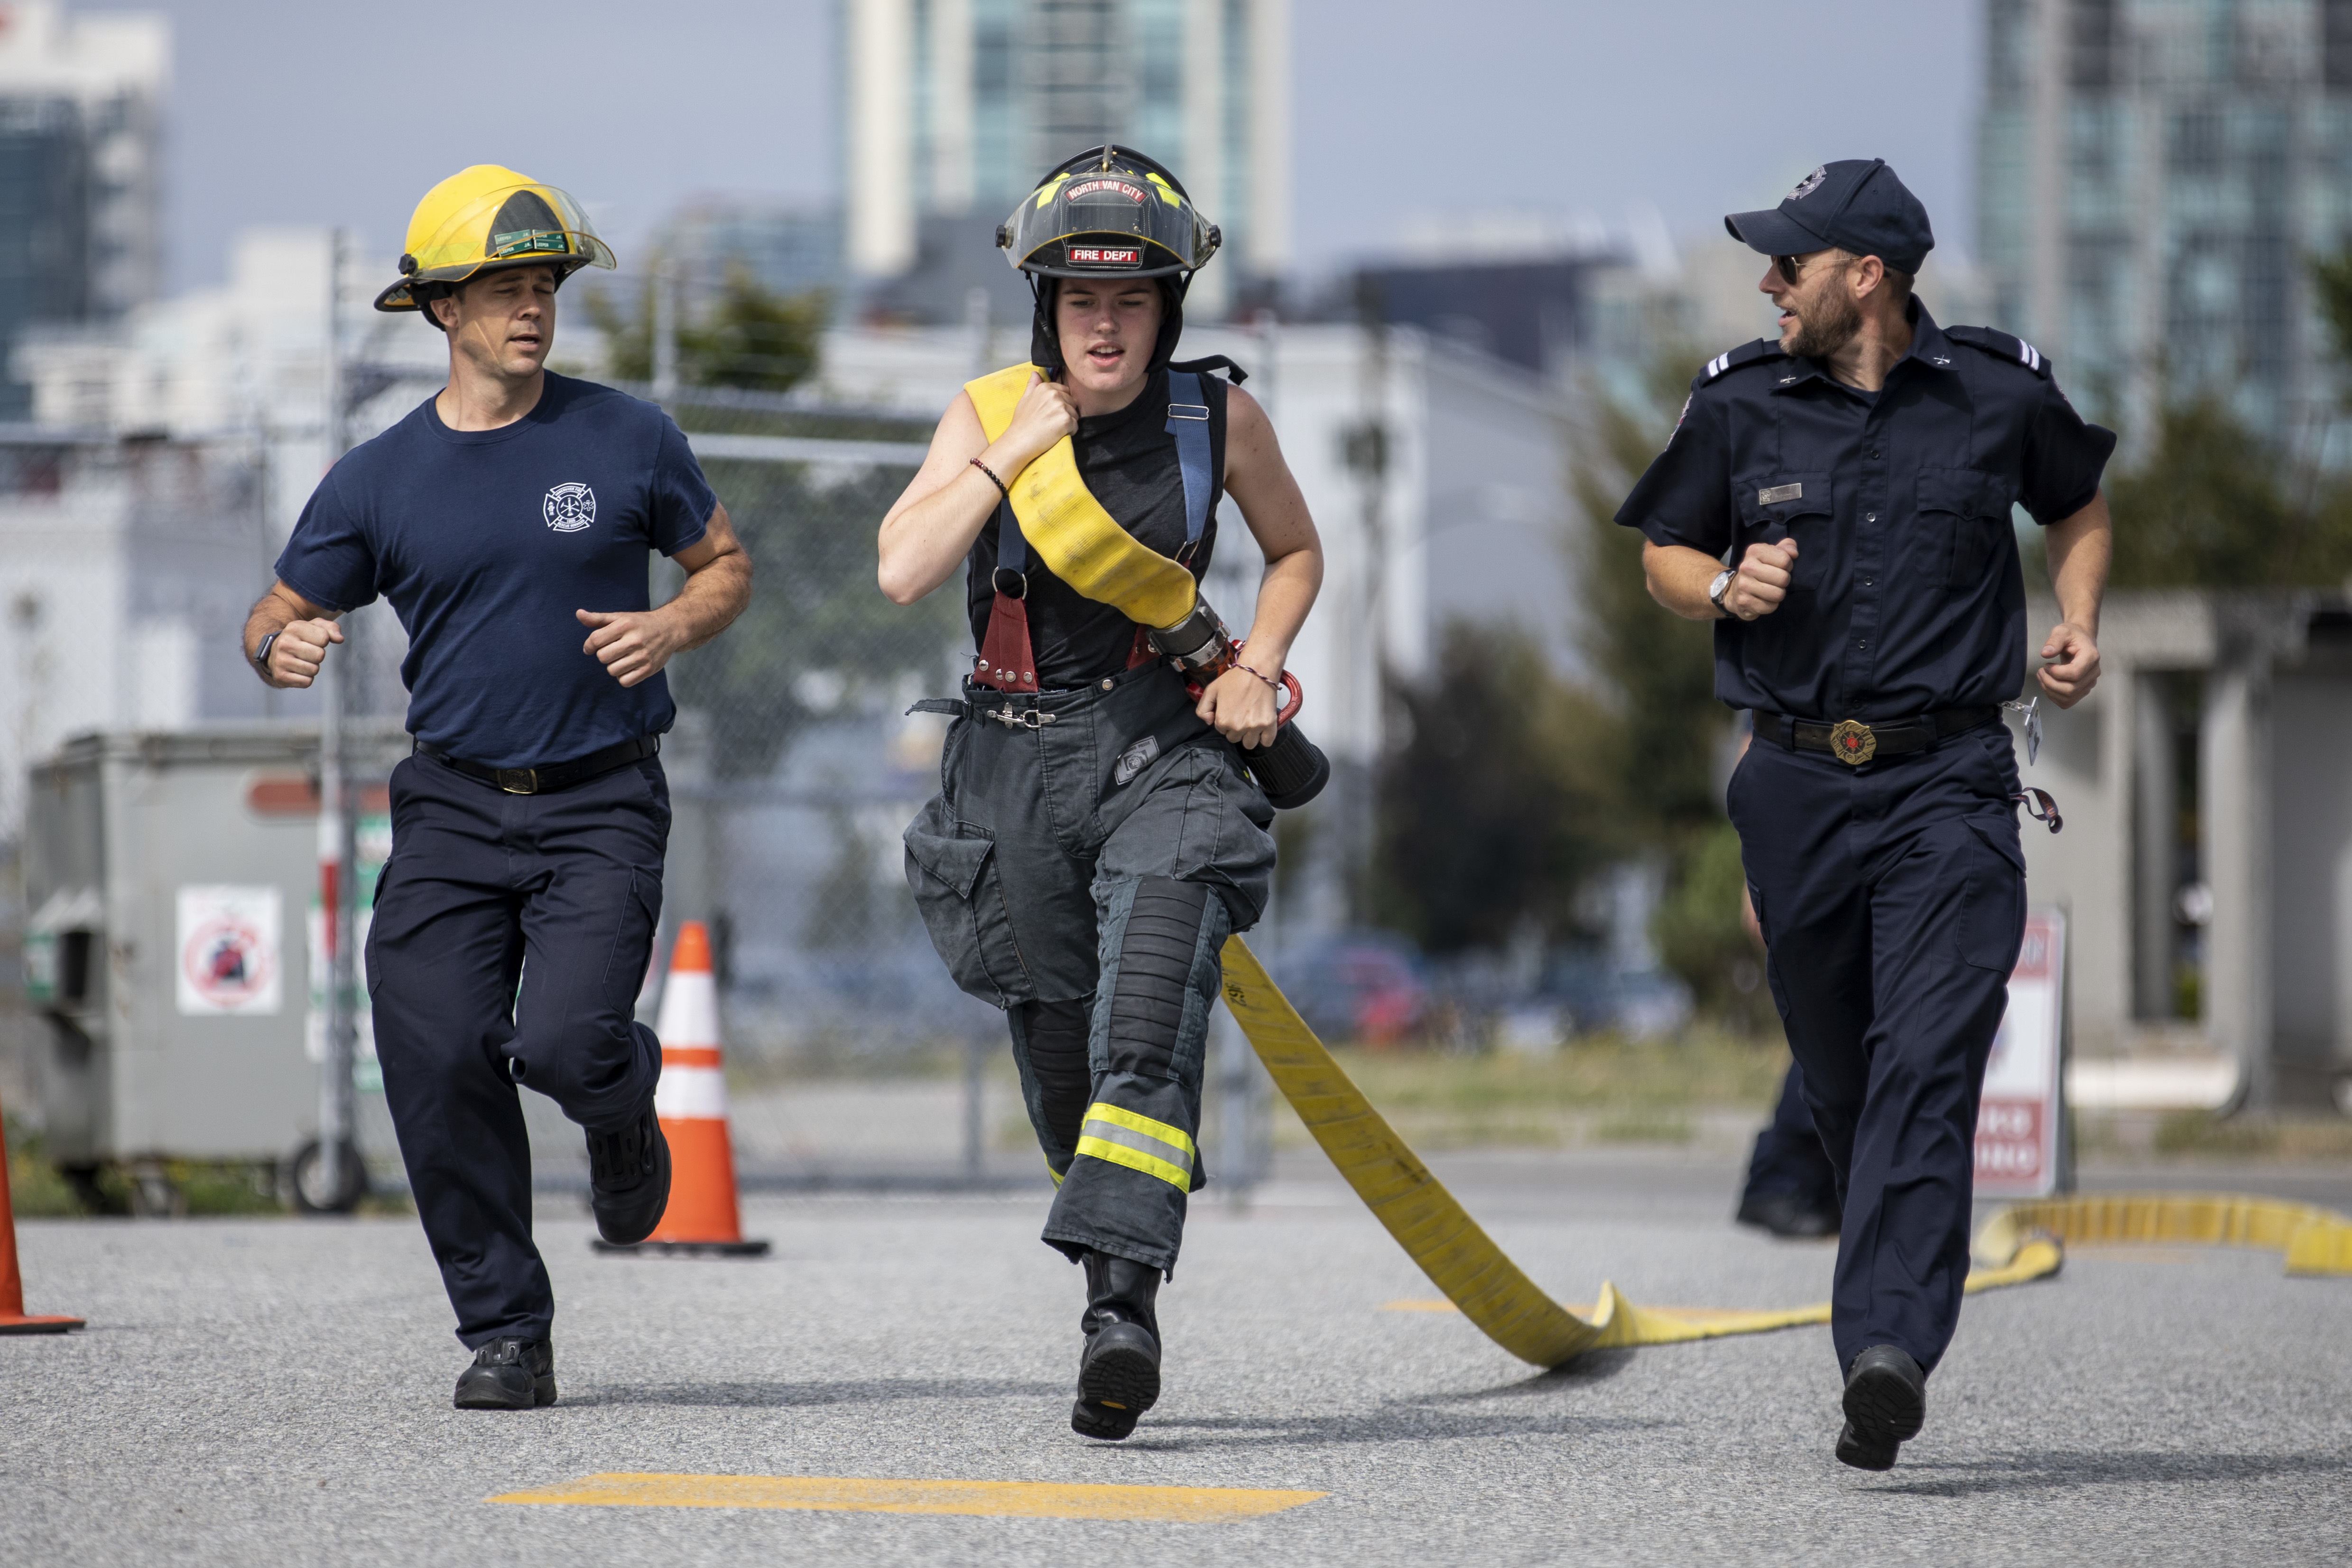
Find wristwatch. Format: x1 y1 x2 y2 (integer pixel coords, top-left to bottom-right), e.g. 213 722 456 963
1708 568 1736 614
252 631 280 676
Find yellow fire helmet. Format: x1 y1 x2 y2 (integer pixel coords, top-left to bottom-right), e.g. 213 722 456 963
372 164 616 314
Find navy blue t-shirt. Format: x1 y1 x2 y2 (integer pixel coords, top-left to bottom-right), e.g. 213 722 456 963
276 373 715 769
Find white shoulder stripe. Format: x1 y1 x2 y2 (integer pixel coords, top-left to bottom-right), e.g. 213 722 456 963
2019 341 2042 370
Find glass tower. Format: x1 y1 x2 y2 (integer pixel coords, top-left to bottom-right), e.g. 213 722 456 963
1981 0 2352 452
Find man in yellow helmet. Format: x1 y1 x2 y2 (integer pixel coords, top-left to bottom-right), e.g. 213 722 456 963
240 166 752 1410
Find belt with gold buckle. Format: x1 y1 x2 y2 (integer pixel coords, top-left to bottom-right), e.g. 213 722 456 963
1756 706 2000 766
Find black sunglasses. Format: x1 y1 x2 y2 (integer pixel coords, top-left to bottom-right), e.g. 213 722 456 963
1775 251 1848 286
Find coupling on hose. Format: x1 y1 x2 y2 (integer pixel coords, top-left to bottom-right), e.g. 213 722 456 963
1146 593 1328 809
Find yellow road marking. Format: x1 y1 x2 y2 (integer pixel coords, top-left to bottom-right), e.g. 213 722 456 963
488 1474 1326 1522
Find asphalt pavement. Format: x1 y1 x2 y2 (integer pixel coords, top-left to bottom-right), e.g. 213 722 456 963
3 1147 2346 1566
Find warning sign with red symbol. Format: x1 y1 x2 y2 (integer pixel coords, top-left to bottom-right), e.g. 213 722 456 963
1974 909 2066 1197
176 885 282 1016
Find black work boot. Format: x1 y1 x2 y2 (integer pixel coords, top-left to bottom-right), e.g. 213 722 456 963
454 1337 556 1410
1071 1251 1162 1441
584 1102 671 1246
1737 1191 1842 1239
1836 1345 1926 1470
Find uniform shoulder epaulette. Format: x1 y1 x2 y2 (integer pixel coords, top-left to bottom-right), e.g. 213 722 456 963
1943 325 2053 379
1693 338 1785 388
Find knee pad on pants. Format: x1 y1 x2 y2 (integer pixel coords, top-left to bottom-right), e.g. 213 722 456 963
1099 877 1228 1086
1011 996 1092 1162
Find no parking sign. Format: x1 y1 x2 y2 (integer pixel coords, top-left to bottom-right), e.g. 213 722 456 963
176 885 282 1016
1974 909 2067 1197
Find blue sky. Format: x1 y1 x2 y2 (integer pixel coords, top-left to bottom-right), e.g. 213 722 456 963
98 0 1977 291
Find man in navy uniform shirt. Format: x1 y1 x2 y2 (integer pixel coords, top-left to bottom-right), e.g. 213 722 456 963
241 167 750 1409
1618 158 2112 1470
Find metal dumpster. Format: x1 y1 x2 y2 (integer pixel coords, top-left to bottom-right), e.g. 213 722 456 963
21 726 407 1206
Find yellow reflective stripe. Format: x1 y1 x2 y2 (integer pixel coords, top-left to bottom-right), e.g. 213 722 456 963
963 364 1199 629
1045 1152 1064 1188
1075 1134 1193 1191
1081 1101 1196 1159
1074 1102 1197 1191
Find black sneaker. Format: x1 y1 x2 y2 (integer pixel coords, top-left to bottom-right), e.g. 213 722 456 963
585 1104 671 1246
1837 1345 1926 1470
454 1337 556 1410
1071 1251 1162 1442
1736 1191 1842 1239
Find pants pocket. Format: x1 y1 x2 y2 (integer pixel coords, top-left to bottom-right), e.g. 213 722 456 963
1957 820 2027 972
903 797 1031 1006
602 867 662 1016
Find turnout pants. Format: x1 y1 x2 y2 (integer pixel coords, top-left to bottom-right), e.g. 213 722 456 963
904 662 1277 1275
366 750 668 1346
1727 720 2026 1377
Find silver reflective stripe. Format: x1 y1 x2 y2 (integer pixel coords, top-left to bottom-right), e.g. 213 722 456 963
1758 483 1803 506
1079 1115 1193 1181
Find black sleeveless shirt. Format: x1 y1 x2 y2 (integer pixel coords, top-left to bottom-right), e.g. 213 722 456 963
964 369 1228 690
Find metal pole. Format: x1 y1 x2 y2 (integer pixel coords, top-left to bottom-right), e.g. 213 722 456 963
313 228 358 1211
652 263 679 405
962 1033 985 1186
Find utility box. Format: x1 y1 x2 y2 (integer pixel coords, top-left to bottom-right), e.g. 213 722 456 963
22 727 404 1177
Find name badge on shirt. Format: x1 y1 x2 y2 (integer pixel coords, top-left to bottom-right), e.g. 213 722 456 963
1757 483 1803 505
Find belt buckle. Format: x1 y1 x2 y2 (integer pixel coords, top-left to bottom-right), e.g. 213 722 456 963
1828 719 1877 766
497 767 539 794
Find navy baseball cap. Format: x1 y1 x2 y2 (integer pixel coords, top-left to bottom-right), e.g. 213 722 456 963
1724 158 1934 275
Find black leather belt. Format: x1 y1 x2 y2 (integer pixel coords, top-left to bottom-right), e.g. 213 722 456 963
1754 705 1999 766
415 733 659 794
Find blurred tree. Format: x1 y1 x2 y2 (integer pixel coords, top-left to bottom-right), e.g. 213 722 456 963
1374 622 1625 954
1565 346 1747 1015
583 263 827 394
2097 245 2352 591
665 460 963 779
1650 818 1775 1033
1568 348 1727 842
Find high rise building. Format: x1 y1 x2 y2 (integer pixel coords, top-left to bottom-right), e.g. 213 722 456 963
1980 0 2352 450
0 2 167 417
842 0 1290 318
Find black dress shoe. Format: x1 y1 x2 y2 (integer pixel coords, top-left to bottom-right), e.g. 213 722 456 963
1071 1251 1162 1441
454 1337 556 1410
1736 1191 1842 1239
1837 1345 1926 1470
585 1103 671 1246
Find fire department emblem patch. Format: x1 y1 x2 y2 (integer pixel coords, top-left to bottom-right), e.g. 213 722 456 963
544 481 596 533
1113 735 1160 786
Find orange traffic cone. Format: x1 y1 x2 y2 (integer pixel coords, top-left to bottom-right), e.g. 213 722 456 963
0 1089 83 1333
593 921 769 1256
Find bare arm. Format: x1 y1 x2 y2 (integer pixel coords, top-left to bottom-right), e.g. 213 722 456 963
1196 384 1324 750
876 375 1078 605
242 581 343 688
1642 536 1800 622
2036 490 2110 708
576 502 753 688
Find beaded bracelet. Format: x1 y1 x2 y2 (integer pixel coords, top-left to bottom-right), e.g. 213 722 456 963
969 457 1010 501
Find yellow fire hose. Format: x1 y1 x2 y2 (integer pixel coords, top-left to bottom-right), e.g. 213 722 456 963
1215 937 2352 1368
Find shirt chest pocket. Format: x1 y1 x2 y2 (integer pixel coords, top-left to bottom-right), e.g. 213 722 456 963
1735 472 1832 559
1917 468 2013 591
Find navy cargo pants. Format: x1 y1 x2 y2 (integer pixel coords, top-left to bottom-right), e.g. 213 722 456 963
1728 719 2026 1377
904 660 1276 1275
366 749 667 1347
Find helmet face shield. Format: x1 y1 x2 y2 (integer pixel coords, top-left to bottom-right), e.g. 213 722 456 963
376 167 616 313
1000 148 1218 278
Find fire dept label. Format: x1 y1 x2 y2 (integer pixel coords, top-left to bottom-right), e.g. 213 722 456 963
176 885 282 1016
1974 909 2066 1197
